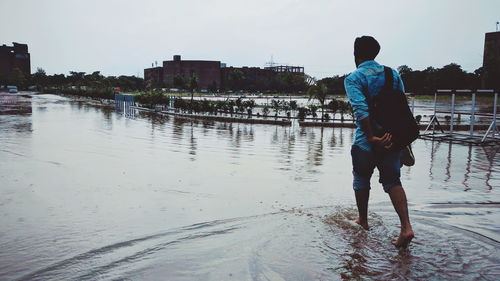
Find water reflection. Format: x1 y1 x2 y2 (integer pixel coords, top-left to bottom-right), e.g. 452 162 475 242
311 128 324 167
445 141 452 183
189 124 197 160
463 144 473 190
126 103 499 195
479 145 500 190
425 138 498 191
0 95 33 136
0 94 32 116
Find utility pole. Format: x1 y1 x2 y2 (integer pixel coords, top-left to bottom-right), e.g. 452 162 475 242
497 21 499 32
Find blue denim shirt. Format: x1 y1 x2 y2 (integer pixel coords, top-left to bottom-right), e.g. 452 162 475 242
344 60 405 151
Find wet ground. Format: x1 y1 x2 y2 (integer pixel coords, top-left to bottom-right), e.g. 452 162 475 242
0 94 499 280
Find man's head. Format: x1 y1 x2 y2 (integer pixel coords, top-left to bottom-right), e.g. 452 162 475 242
354 36 380 67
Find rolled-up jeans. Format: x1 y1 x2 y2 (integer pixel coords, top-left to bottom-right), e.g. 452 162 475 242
351 144 402 193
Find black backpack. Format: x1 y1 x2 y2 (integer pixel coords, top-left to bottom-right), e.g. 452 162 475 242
369 66 419 150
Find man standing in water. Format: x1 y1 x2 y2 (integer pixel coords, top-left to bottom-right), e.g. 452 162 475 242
344 36 414 248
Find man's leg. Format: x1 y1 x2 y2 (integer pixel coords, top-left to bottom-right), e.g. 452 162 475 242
379 148 414 248
351 145 375 230
387 185 414 248
355 188 370 229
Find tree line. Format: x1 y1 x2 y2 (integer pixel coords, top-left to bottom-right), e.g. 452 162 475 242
3 62 495 95
1 67 144 91
314 63 496 95
222 70 308 93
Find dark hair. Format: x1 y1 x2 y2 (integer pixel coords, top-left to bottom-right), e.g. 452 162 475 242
354 36 380 60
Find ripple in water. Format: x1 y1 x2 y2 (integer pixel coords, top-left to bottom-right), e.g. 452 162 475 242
1 95 499 280
13 207 500 281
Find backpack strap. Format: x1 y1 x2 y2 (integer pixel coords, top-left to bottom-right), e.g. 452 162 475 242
363 66 393 120
382 66 393 91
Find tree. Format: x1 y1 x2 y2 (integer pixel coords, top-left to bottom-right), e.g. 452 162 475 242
228 69 245 91
327 99 339 120
243 99 256 117
276 72 293 93
31 68 47 88
337 101 351 122
317 75 346 95
208 80 218 93
397 65 413 76
289 100 298 117
187 73 198 112
276 72 307 93
48 74 66 87
68 71 86 86
308 104 318 119
114 75 144 91
262 104 270 117
84 71 105 88
173 74 186 89
436 63 466 89
235 97 245 115
7 68 27 89
307 80 328 122
271 99 281 118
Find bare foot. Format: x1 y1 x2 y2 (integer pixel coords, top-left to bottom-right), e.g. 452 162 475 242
392 229 414 248
354 218 369 230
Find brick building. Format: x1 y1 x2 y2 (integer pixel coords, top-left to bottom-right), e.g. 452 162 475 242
163 55 221 90
144 67 163 89
221 66 276 91
483 31 500 90
144 55 305 91
0 42 31 78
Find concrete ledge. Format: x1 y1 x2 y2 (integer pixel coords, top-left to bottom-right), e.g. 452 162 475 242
131 106 492 131
298 121 356 128
132 106 292 126
298 121 491 131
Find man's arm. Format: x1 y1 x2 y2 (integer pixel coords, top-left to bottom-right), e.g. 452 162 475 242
360 116 393 149
344 75 393 149
344 75 369 122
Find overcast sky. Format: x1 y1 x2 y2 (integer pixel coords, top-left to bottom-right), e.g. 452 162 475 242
1 0 499 78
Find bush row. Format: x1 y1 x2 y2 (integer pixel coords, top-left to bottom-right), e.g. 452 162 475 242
133 93 353 121
55 88 115 100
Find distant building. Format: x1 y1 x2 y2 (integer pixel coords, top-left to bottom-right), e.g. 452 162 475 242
144 55 305 91
163 55 221 90
221 66 276 91
482 31 500 90
0 42 31 78
264 65 304 74
144 67 163 89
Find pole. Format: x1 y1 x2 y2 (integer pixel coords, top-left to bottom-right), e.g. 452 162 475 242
432 91 438 132
433 91 437 116
450 92 455 132
481 92 499 142
494 92 498 137
470 92 476 136
424 90 440 134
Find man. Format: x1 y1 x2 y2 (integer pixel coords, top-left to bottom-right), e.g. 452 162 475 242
344 36 414 248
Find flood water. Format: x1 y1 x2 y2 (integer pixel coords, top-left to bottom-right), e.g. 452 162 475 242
1 94 499 281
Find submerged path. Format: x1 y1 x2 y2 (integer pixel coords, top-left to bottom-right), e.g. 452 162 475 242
0 94 499 280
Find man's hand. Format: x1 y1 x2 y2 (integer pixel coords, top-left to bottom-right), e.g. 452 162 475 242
359 117 393 149
368 133 393 149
